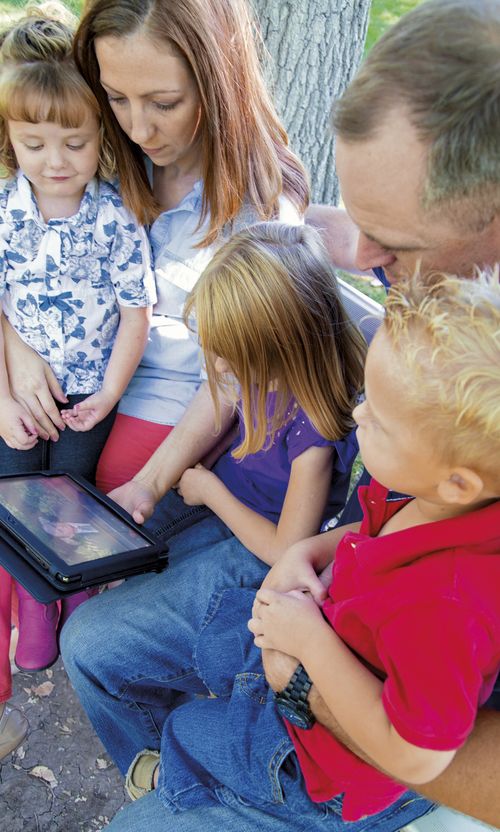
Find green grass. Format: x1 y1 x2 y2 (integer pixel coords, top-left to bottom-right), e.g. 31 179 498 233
365 0 423 53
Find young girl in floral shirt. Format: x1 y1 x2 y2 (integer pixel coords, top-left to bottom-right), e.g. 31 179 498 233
0 6 154 757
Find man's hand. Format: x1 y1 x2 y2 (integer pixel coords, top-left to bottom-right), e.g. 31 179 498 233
261 648 300 692
61 389 116 432
107 479 159 524
0 399 39 450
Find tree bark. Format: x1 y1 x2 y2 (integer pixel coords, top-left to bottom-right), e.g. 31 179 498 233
252 0 371 205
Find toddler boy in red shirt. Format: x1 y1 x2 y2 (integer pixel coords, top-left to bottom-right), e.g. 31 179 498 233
250 272 500 821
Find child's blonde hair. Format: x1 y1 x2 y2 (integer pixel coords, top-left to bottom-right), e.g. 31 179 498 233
185 222 366 458
383 270 500 487
0 2 115 181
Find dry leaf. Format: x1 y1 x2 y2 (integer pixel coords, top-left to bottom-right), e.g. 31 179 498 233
32 681 55 697
30 765 58 788
96 758 109 770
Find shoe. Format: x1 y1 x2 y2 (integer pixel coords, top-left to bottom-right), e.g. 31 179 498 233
15 585 59 672
125 749 160 801
0 703 29 761
58 587 99 633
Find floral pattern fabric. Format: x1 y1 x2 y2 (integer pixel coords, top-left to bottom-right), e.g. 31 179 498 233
0 172 156 394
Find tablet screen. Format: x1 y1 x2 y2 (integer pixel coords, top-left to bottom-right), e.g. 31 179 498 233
0 475 149 565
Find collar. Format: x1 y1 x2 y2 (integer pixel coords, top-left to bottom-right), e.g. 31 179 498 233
11 171 98 227
349 480 500 574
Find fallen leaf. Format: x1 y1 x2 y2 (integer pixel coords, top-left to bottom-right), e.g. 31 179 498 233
32 681 54 697
29 765 58 788
96 758 109 770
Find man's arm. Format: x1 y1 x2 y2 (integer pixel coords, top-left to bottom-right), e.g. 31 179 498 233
263 648 500 826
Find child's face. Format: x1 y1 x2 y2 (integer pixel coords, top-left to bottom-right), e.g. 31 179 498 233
353 329 448 500
8 111 100 204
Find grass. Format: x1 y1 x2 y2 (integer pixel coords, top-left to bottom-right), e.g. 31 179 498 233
365 0 423 53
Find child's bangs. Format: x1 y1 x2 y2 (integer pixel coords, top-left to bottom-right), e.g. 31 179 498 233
5 81 96 128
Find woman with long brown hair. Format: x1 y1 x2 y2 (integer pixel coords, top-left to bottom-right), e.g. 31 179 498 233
5 0 309 509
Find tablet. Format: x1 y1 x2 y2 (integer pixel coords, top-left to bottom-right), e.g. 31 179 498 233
0 472 168 594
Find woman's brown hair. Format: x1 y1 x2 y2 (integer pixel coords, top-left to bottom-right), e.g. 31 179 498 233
74 0 309 240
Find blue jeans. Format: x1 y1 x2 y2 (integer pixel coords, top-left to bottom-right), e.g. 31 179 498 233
61 522 433 832
60 509 269 771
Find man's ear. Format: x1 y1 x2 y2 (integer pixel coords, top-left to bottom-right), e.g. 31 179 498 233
437 468 485 505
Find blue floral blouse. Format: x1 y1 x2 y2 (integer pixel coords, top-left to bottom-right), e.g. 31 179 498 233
0 172 156 395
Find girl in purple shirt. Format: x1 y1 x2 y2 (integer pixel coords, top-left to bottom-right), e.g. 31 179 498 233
176 223 366 566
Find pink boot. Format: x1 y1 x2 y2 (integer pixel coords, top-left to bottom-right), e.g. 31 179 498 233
58 587 99 633
15 585 59 672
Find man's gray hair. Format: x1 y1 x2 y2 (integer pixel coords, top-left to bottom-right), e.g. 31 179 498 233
333 0 500 231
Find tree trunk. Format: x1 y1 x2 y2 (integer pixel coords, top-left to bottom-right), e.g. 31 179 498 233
252 0 371 205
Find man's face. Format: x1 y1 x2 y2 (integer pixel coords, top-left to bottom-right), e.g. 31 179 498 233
336 109 500 283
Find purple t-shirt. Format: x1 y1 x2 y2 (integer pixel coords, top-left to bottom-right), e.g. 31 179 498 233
212 395 358 524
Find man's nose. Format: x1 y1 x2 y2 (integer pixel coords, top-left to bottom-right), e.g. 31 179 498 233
355 232 397 272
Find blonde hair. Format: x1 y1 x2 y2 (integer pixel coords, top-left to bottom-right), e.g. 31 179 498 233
383 270 500 486
74 0 309 237
0 2 116 181
185 223 366 458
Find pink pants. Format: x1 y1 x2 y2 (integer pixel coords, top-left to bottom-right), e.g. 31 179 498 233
0 568 12 703
96 413 174 493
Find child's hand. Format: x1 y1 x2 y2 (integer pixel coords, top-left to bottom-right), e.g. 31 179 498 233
260 539 329 605
177 464 215 506
248 587 326 659
61 390 116 432
0 399 39 450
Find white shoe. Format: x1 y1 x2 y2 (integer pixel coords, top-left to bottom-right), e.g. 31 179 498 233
0 703 29 761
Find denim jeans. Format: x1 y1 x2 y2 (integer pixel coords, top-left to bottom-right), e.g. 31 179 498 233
99 588 433 831
60 508 270 772
61 515 433 832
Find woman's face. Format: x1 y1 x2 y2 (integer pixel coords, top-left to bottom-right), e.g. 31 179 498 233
95 32 202 171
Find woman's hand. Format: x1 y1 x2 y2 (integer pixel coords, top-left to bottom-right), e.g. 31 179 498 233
3 317 67 440
107 480 159 524
0 399 39 450
177 463 215 506
248 588 326 659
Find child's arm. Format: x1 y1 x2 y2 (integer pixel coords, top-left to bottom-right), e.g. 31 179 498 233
0 311 38 449
249 589 456 785
177 445 334 565
61 305 151 432
259 522 361 601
